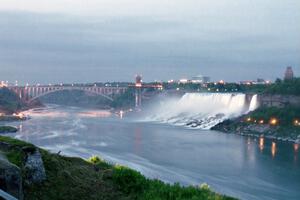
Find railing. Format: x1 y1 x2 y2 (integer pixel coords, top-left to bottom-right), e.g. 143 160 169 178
0 189 18 200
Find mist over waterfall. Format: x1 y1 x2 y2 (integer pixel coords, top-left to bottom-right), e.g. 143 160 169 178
144 93 258 129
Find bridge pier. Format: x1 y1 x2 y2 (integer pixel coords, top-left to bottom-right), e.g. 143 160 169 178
135 75 142 108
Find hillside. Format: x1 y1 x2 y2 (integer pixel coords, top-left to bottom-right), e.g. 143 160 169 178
0 87 25 114
0 87 43 115
0 136 235 200
212 106 300 141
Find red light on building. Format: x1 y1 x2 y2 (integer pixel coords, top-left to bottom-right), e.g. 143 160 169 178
135 83 142 87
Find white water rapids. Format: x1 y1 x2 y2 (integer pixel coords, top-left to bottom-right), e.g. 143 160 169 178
145 93 259 129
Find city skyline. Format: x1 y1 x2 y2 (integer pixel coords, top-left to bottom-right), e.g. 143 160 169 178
0 0 299 84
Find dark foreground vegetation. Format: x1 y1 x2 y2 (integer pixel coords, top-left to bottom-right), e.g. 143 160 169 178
0 136 235 200
212 106 300 141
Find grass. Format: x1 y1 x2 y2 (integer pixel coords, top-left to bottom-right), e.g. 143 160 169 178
6 149 25 167
0 136 236 200
112 165 234 200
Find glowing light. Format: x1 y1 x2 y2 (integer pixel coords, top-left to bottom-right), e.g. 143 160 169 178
13 113 25 119
179 79 188 84
265 80 271 84
219 80 225 84
176 88 180 91
259 120 264 124
269 118 278 126
0 81 8 87
135 83 142 87
246 117 252 122
294 119 300 126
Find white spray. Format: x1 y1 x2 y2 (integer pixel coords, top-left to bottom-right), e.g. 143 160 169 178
145 93 259 129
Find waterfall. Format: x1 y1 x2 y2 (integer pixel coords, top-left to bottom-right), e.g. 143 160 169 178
145 93 258 129
249 94 259 112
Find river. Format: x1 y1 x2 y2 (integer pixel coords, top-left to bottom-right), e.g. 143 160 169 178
3 104 300 200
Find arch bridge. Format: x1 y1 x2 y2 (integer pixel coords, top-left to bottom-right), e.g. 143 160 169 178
8 85 127 102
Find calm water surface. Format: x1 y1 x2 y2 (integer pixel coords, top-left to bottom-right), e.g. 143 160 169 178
3 105 300 200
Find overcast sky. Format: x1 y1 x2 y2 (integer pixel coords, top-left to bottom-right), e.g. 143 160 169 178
0 0 299 84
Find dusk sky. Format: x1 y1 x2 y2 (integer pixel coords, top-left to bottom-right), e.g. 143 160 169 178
0 0 299 84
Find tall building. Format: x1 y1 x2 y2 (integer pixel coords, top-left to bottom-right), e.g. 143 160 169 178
284 66 294 80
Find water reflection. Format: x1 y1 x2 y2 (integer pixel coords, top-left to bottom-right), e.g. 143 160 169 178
271 142 277 158
19 124 23 132
78 111 111 118
119 110 124 119
294 143 299 153
294 143 299 163
259 137 264 152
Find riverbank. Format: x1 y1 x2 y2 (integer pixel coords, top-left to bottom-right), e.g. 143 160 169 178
211 106 300 143
0 135 236 200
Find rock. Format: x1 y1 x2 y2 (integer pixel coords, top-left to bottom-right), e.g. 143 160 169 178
0 152 23 200
24 150 46 184
22 146 36 154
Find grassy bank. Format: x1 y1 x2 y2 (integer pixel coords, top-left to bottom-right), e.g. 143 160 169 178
0 136 236 200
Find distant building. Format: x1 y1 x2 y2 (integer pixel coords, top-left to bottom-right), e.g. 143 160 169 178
190 75 210 83
240 79 271 85
284 66 294 80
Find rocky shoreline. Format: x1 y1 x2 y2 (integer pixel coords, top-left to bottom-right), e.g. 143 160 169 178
211 119 300 144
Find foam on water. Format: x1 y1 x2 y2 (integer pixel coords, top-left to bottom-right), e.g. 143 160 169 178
145 93 258 129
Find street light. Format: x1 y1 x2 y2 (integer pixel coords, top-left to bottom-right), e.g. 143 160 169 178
269 118 278 126
294 119 300 126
